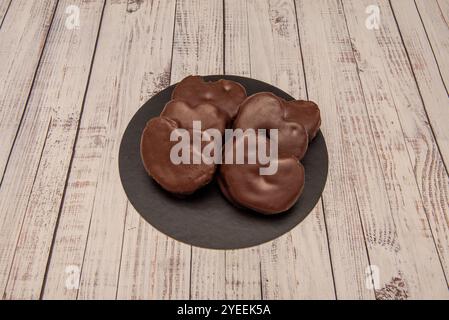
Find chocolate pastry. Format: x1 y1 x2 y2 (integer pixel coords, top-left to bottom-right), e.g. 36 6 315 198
172 76 247 120
141 117 215 195
219 133 305 214
161 100 228 135
219 92 321 214
283 100 321 140
233 92 309 160
141 95 229 194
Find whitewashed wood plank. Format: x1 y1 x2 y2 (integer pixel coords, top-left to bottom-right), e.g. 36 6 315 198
0 0 57 182
243 0 335 300
437 0 449 25
75 0 178 300
224 0 261 300
169 0 226 300
116 0 192 300
0 0 105 300
0 0 58 299
0 0 11 26
296 0 389 299
42 0 183 300
415 0 449 90
390 0 449 285
339 0 448 298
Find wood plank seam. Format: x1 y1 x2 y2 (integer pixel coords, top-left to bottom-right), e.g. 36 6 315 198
388 0 449 285
390 0 448 176
292 0 309 99
74 190 97 300
114 0 185 299
339 3 383 295
387 0 449 285
0 0 12 29
222 0 226 74
168 0 179 86
2 119 52 299
34 1 107 299
342 0 434 298
114 201 129 299
340 0 417 299
0 0 61 298
413 0 449 94
0 0 59 186
292 0 338 298
353 187 377 294
0 0 108 299
341 0 449 297
436 0 449 30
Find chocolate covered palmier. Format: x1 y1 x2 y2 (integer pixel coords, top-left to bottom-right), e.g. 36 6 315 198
141 117 216 194
172 76 247 120
219 92 321 214
219 133 305 214
233 92 310 160
141 99 228 194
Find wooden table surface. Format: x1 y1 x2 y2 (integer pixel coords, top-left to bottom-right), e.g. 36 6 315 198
0 0 448 300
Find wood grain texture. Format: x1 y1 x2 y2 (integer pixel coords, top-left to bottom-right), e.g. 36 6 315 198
390 0 449 168
224 0 261 300
437 0 449 27
296 0 376 299
390 0 449 286
0 0 57 181
114 0 191 300
415 0 449 90
0 0 447 300
0 0 11 26
0 0 105 300
244 0 335 299
341 0 448 298
42 0 183 300
170 0 226 300
0 0 57 298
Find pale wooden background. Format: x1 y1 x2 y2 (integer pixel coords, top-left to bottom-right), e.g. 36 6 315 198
0 0 448 300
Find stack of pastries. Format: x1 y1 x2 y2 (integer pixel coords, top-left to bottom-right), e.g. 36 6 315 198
140 76 321 214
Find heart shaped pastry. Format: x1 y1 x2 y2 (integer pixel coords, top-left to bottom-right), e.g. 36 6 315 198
172 76 247 119
141 117 216 195
219 92 321 214
283 99 321 140
161 100 228 135
219 133 305 214
233 92 309 160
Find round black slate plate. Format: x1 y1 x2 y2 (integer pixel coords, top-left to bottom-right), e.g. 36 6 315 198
119 75 328 250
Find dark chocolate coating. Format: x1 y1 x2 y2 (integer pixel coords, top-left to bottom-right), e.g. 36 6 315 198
161 99 228 135
172 76 247 119
284 100 321 140
140 117 216 195
233 92 309 160
219 134 305 215
219 92 321 214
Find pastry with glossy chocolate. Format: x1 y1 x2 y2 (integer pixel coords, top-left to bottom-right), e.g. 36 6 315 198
141 117 216 195
233 92 310 160
219 133 305 214
141 96 228 194
161 99 228 135
219 92 321 214
172 75 247 120
283 99 321 140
